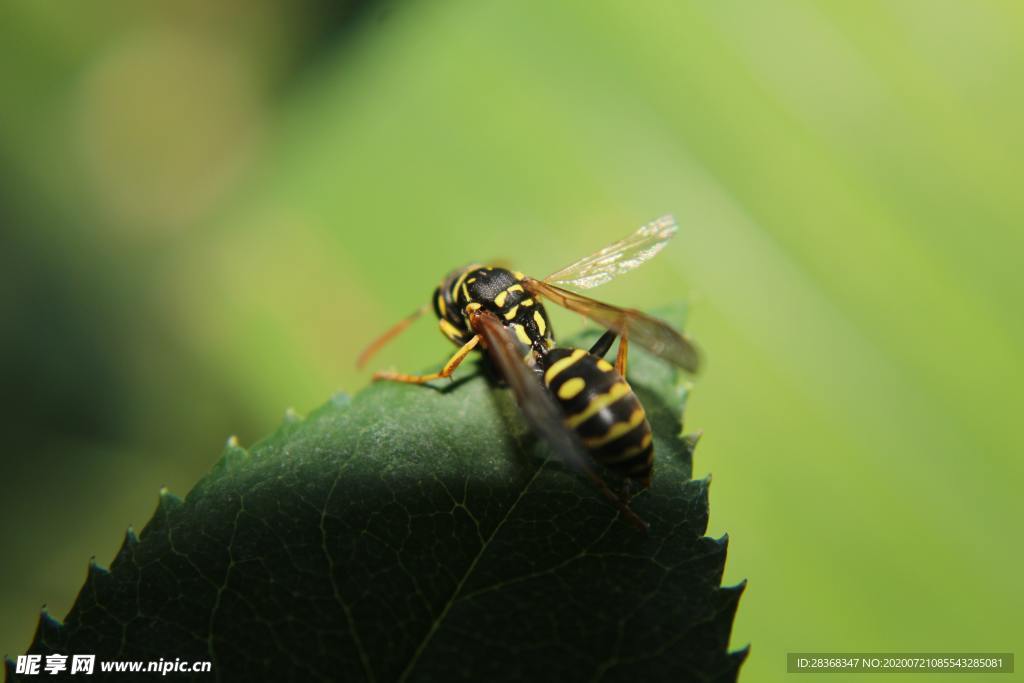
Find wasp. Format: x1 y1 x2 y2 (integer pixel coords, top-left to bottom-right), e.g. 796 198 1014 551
358 216 701 530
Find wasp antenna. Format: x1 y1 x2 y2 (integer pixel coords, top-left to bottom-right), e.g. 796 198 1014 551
356 303 431 369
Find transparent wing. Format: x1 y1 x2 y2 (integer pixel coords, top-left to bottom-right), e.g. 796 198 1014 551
468 310 648 531
522 278 701 373
543 215 678 290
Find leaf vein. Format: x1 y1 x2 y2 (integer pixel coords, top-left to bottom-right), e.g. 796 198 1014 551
395 459 549 681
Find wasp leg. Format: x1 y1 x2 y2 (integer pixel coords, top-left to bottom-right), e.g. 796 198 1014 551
570 450 647 532
373 335 480 384
588 330 618 359
614 335 629 376
587 330 629 376
591 472 648 533
620 474 651 501
568 453 648 533
620 477 634 504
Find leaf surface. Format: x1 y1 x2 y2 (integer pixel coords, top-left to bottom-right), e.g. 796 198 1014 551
8 327 745 682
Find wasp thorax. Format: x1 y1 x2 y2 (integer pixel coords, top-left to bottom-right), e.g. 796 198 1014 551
449 266 555 354
462 268 519 306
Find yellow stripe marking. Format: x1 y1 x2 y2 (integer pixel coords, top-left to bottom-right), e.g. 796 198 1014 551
467 277 477 283
504 305 519 320
583 408 646 447
437 294 447 317
596 359 614 372
514 324 531 345
544 349 587 383
452 266 479 302
514 271 524 279
603 432 653 464
565 382 631 428
465 302 482 313
520 298 534 307
439 318 462 341
496 285 525 309
533 311 546 335
557 377 586 400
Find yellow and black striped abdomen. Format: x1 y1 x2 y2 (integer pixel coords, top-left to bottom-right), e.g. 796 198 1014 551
542 347 654 486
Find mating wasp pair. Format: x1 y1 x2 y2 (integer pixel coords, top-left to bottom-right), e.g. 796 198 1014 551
357 216 700 531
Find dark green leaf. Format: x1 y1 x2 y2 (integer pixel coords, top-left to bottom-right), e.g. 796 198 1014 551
8 327 745 682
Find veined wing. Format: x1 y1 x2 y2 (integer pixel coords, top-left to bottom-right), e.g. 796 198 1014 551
521 279 701 373
469 310 596 479
468 310 647 531
543 215 678 290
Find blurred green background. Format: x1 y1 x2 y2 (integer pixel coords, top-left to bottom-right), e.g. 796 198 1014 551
2 1 1021 680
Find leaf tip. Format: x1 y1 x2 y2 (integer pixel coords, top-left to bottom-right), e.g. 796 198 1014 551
730 643 752 667
87 555 110 577
725 577 748 593
34 605 63 644
717 578 747 616
106 525 139 569
683 475 712 505
682 430 703 456
157 486 182 510
215 434 251 472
